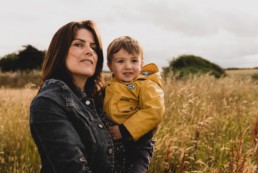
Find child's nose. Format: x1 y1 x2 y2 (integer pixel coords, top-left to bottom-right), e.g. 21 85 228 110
125 62 132 68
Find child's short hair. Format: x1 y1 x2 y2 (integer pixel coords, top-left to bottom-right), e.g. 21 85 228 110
107 36 143 64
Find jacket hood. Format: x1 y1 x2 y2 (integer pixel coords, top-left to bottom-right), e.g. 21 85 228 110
138 63 162 87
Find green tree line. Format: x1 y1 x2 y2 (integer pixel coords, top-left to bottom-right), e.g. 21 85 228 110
0 45 45 71
0 45 228 79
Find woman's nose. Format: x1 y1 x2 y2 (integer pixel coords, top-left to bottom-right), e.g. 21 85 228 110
84 45 93 56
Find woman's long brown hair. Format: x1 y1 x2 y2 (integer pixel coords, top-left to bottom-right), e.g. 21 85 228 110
41 20 104 97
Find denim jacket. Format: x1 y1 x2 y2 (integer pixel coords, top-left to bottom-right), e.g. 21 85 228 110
30 79 114 173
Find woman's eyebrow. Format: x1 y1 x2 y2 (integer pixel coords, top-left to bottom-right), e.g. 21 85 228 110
73 38 86 42
73 38 96 45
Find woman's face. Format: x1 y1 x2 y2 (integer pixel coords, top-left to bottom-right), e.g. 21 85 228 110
66 28 98 87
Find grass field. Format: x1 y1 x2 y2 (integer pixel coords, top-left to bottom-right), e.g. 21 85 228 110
0 88 40 173
149 74 258 173
226 69 258 76
0 71 258 173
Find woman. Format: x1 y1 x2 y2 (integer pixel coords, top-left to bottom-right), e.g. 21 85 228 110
30 20 115 173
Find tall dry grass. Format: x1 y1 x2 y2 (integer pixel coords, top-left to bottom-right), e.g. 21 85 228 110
148 75 258 173
0 73 258 172
0 88 40 173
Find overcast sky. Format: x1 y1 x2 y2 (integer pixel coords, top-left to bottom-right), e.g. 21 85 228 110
1 0 258 70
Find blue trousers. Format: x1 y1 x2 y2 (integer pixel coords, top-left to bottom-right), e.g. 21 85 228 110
124 139 154 173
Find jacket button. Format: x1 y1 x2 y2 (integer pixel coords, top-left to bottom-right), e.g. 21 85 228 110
85 100 91 105
98 124 103 128
108 148 113 155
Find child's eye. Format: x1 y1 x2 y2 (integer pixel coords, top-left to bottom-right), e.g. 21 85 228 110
132 59 139 63
117 60 124 63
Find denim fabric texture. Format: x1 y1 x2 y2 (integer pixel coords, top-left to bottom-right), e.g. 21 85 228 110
30 79 114 173
124 139 154 173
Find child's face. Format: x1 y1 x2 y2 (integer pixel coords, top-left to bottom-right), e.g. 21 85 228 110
108 48 143 83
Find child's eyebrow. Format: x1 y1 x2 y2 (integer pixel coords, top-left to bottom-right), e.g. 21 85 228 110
114 57 124 60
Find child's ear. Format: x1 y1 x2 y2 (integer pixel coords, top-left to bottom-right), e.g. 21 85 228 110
107 62 113 72
141 60 144 67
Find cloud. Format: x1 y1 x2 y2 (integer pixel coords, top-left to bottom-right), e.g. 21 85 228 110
0 0 258 69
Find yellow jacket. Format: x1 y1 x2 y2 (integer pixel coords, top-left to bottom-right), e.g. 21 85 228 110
104 63 165 141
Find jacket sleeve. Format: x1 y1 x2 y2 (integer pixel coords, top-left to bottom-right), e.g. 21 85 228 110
30 87 92 173
123 80 165 141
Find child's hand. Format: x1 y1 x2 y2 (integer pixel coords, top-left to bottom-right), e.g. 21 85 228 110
108 125 122 141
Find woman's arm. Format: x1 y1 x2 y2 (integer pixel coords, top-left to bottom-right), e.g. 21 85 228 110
30 96 92 173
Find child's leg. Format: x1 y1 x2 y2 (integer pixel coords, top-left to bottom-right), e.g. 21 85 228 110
125 139 154 173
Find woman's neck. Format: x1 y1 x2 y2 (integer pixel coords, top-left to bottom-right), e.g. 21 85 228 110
73 77 87 92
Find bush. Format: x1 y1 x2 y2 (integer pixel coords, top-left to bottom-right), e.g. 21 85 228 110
0 53 19 71
0 45 45 72
251 72 258 81
163 55 226 79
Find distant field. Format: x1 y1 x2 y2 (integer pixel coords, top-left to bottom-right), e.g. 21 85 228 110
226 68 258 75
1 69 257 88
0 71 112 88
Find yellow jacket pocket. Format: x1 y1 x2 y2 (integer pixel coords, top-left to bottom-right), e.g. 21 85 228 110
117 97 139 113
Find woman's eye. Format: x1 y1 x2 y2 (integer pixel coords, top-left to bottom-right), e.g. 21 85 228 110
90 45 97 51
74 43 83 47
